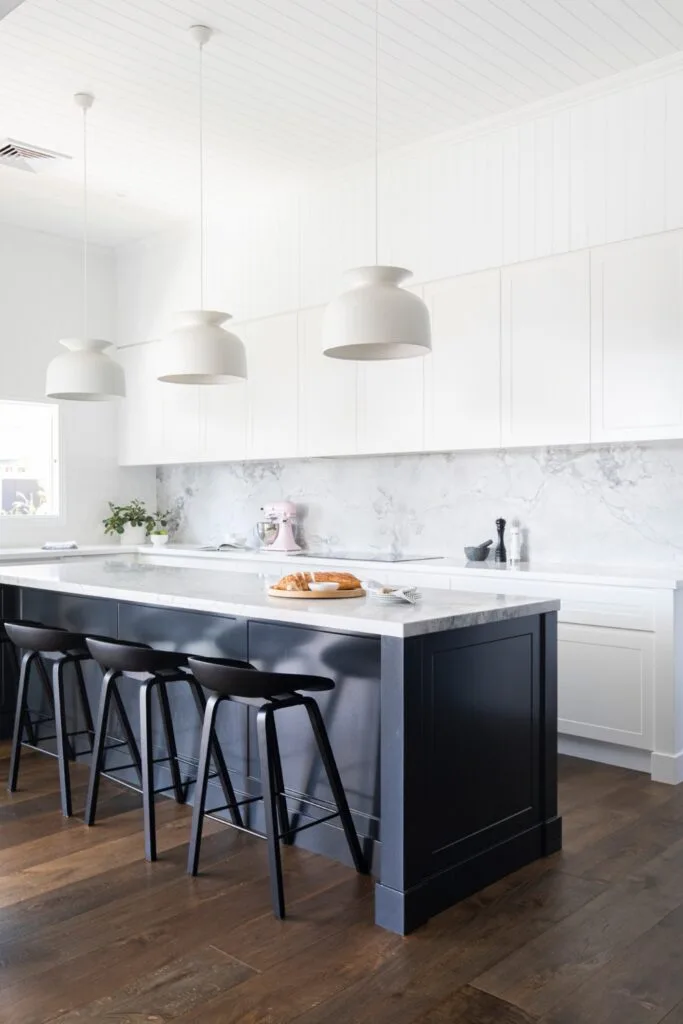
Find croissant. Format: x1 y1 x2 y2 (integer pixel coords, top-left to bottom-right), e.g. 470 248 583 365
273 571 361 592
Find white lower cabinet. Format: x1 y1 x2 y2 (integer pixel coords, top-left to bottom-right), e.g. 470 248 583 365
558 623 654 751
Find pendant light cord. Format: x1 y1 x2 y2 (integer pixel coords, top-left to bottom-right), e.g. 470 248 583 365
374 0 379 266
82 102 88 339
199 35 205 309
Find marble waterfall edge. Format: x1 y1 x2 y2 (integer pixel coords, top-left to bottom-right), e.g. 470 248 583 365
157 441 683 567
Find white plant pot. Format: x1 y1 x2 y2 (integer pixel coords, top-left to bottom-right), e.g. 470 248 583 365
122 524 148 545
149 533 169 547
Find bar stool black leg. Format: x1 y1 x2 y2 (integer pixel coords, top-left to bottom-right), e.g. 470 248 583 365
73 659 96 744
188 682 243 829
188 693 222 876
85 668 118 826
269 716 291 846
36 656 75 762
110 684 143 788
256 706 285 919
302 697 368 875
156 681 185 805
140 682 157 862
52 660 73 818
8 650 36 792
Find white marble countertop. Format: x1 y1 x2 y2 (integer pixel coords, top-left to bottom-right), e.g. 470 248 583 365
2 541 681 589
137 544 683 590
0 545 137 564
0 557 559 639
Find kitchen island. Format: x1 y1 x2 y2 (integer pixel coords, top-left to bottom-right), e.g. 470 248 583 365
0 556 561 934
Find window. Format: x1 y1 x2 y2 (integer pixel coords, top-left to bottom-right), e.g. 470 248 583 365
0 401 59 517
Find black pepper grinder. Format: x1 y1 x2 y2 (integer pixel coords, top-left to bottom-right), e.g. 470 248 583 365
495 518 507 564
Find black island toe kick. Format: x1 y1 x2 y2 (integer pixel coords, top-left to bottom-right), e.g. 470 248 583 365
0 583 561 936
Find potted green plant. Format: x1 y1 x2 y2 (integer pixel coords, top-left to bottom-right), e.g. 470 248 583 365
149 509 172 547
102 499 154 545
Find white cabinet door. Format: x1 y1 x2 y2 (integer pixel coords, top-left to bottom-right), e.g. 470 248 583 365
298 306 357 457
423 269 501 451
558 623 653 750
117 342 165 466
159 383 202 464
591 231 683 441
244 313 299 460
356 287 426 455
201 384 247 463
501 251 590 447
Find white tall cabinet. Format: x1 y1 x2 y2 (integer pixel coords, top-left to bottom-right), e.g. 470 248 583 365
298 305 357 457
118 227 683 466
501 250 591 448
590 231 683 442
423 269 501 451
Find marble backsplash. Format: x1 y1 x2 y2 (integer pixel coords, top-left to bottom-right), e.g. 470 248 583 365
157 442 683 567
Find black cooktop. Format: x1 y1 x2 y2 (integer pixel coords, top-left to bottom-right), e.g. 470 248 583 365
291 552 443 563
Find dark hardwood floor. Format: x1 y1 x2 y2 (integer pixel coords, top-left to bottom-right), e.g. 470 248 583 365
2 746 683 1023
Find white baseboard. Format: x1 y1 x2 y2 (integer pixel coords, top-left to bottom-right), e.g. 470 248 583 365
558 735 651 775
650 750 683 785
558 735 683 785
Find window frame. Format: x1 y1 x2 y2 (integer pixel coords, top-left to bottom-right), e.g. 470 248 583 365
0 399 61 520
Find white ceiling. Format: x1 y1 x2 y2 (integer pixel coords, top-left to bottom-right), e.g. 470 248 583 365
1 0 683 245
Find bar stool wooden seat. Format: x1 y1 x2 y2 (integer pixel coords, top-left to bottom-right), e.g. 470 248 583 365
5 620 97 817
186 655 368 919
84 638 243 862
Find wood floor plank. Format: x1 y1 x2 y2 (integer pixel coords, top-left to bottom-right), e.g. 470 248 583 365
2 753 683 1024
292 867 606 1024
44 945 255 1023
415 985 539 1023
473 835 683 1017
536 902 683 1024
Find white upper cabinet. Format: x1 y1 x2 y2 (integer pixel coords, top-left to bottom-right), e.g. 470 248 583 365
423 269 501 452
244 312 299 460
159 382 202 464
201 384 247 463
501 251 590 448
356 285 426 455
298 305 357 457
591 231 683 442
117 343 164 466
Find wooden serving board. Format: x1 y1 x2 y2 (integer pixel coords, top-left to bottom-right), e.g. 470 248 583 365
267 587 366 600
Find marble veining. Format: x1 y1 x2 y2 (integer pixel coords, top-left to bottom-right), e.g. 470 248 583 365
0 558 559 639
157 441 683 568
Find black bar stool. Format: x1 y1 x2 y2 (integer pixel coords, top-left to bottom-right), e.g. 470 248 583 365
5 621 97 817
84 638 243 862
186 655 368 919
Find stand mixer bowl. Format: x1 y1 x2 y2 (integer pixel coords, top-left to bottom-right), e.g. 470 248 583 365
255 520 279 547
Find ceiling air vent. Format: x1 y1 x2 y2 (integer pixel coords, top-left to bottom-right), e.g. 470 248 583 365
0 138 70 173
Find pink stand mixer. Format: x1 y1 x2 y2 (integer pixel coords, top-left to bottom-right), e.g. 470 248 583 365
257 501 301 552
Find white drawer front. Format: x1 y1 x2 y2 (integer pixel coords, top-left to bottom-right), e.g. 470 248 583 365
558 623 653 750
446 574 656 631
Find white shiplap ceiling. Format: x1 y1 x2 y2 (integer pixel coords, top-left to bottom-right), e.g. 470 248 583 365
1 0 683 244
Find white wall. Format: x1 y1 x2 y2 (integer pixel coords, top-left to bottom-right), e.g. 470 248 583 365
116 54 683 339
0 222 154 547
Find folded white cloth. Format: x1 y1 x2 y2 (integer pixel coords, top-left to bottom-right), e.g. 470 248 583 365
361 579 421 604
41 541 79 550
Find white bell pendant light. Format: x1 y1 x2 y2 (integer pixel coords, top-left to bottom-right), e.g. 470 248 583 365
158 25 246 385
323 1 431 361
46 93 125 401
